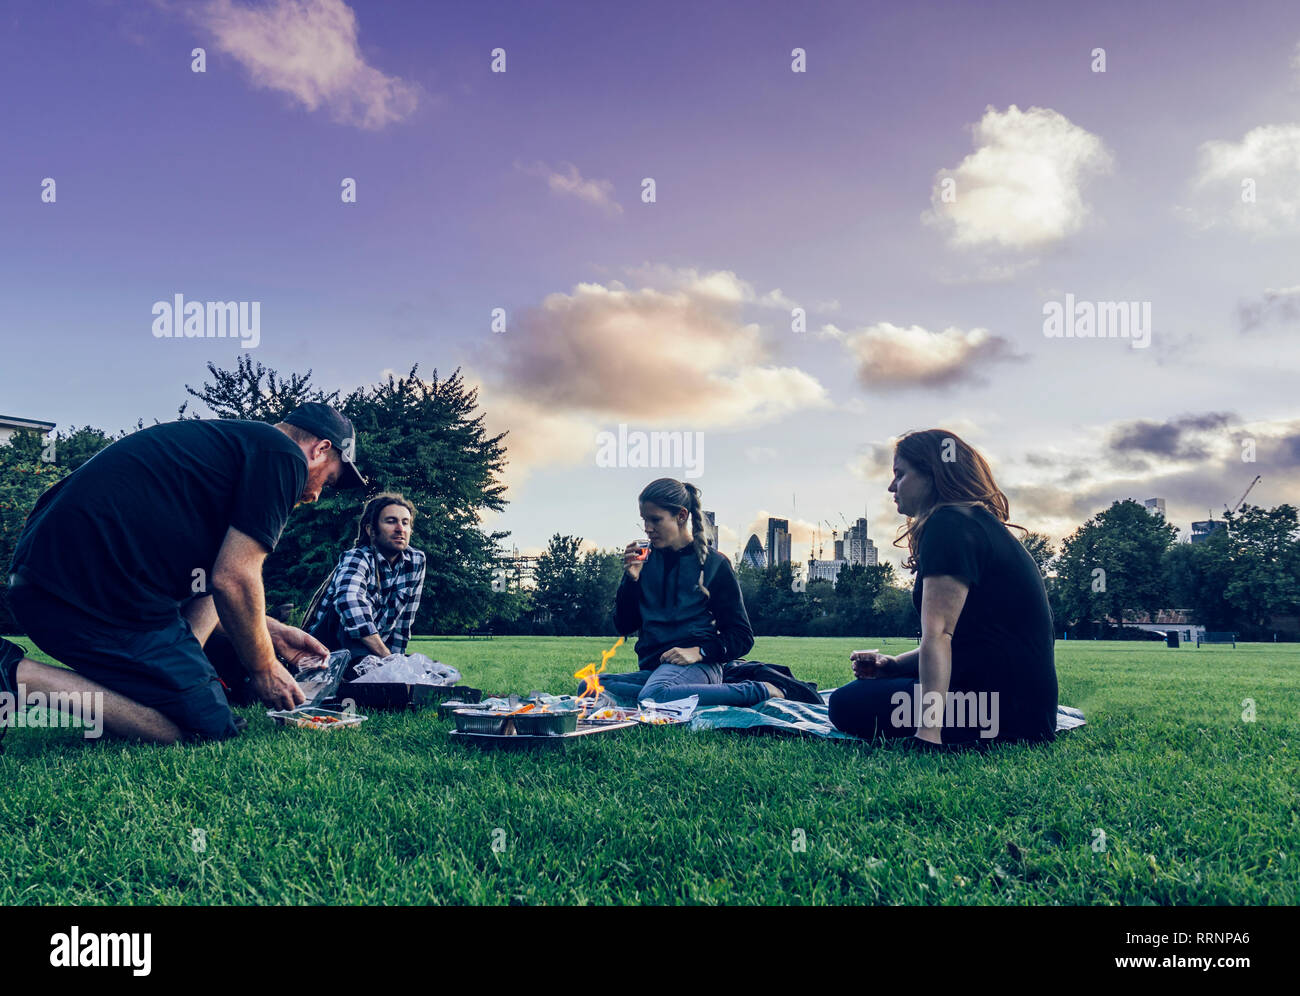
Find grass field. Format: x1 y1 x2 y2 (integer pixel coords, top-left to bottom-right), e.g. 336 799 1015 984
1 636 1297 905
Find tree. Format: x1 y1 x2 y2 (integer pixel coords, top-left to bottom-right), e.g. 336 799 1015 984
1019 531 1055 578
1221 503 1300 634
831 562 895 635
873 585 919 637
576 548 623 635
53 426 118 471
1161 538 1235 631
184 355 336 422
1057 499 1177 635
0 438 68 631
735 561 812 635
183 360 509 633
533 534 586 634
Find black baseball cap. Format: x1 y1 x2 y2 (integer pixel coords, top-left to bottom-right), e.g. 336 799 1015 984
283 403 368 489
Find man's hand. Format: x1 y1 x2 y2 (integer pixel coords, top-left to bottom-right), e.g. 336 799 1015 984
850 650 897 679
267 619 331 672
659 646 702 666
252 661 306 711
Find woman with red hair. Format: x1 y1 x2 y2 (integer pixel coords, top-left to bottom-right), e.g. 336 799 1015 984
828 430 1058 746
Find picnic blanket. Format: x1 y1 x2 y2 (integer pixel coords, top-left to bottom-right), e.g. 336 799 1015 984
687 688 1086 741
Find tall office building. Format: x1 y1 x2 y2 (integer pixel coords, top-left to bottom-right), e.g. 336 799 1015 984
766 517 791 567
742 534 766 569
807 558 848 585
1190 519 1225 544
703 510 718 548
833 538 845 560
1144 498 1166 517
845 517 878 566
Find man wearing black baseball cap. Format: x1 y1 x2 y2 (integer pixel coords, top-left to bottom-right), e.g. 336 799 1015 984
1 404 368 746
282 402 368 492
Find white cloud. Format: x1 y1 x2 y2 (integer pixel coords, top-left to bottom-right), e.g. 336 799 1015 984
842 322 1022 389
196 0 419 129
1187 124 1300 234
470 270 830 493
924 104 1113 250
622 264 797 309
515 161 623 217
758 288 800 310
716 524 740 554
489 279 826 422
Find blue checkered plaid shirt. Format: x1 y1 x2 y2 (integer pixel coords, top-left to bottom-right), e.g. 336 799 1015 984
309 545 426 654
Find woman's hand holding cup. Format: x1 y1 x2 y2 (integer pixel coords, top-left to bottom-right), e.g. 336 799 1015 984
624 540 650 580
850 648 897 679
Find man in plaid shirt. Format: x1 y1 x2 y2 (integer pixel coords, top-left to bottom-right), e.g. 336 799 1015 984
308 493 426 661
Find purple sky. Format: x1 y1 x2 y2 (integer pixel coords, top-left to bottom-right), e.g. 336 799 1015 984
2 0 1299 570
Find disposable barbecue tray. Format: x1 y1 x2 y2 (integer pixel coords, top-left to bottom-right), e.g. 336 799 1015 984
449 718 638 750
329 682 481 712
451 706 580 737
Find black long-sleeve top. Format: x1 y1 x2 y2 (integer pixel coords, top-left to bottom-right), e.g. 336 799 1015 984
613 542 754 669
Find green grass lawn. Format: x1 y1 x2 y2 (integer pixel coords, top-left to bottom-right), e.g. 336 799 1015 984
1 636 1296 905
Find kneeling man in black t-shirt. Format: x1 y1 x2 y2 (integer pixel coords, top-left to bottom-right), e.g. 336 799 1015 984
1 403 368 745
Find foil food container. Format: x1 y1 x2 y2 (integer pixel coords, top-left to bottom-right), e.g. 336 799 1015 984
435 691 488 719
510 710 579 736
452 709 514 735
266 706 367 731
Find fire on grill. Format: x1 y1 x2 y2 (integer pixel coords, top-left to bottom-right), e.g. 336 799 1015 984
451 637 630 738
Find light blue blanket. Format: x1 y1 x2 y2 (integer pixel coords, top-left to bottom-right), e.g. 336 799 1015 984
687 689 1086 740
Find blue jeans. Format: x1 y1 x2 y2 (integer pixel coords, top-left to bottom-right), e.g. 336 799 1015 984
590 662 771 707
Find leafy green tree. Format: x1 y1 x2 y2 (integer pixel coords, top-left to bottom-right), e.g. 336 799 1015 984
533 534 585 634
1221 503 1300 634
53 426 119 471
873 585 920 637
831 562 895 635
0 438 68 631
183 360 508 633
483 585 534 634
1057 500 1177 635
184 355 336 422
1161 538 1235 631
577 548 623 635
1019 531 1055 578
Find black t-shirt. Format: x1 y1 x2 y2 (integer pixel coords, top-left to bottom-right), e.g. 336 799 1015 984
911 504 1057 741
10 419 307 629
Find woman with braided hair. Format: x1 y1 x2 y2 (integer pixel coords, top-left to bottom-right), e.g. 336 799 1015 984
590 478 781 707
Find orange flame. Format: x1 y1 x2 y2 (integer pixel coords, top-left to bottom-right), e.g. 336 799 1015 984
574 636 625 707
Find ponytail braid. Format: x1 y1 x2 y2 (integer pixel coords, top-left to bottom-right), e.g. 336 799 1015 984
683 482 710 598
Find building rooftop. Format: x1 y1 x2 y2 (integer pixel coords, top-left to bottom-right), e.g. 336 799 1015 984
0 414 56 431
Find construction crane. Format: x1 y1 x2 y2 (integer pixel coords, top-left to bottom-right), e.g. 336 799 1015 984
821 520 837 561
1225 475 1262 516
